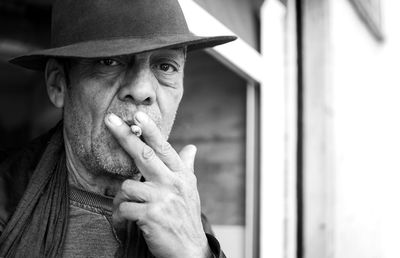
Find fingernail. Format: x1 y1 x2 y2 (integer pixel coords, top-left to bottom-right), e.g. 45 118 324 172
107 113 123 126
134 112 147 124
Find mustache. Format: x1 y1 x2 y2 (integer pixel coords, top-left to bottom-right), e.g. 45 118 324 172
105 108 162 128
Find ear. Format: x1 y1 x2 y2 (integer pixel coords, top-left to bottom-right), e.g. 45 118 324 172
45 58 68 108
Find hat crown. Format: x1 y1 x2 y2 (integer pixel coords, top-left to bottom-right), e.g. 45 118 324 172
51 0 190 48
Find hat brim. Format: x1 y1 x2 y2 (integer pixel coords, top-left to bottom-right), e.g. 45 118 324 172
9 34 236 71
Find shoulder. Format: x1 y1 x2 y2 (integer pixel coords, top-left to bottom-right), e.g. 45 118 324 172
0 126 57 232
0 129 54 182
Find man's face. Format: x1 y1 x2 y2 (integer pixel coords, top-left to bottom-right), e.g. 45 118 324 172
62 49 185 179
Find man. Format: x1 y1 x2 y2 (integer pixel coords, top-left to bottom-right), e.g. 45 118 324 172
0 0 236 257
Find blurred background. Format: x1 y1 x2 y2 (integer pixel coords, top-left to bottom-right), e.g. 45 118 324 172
1 0 400 258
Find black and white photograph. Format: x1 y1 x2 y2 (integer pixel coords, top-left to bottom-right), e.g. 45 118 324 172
0 0 399 258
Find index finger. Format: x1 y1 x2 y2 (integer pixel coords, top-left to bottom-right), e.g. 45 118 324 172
134 111 184 172
105 113 173 183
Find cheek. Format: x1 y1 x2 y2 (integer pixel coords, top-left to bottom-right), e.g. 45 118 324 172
157 87 183 126
66 79 120 137
88 90 114 123
159 85 182 107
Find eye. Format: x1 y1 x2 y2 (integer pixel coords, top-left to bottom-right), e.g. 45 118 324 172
99 59 120 66
155 63 177 73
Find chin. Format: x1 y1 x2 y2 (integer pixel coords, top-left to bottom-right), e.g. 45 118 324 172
94 147 142 180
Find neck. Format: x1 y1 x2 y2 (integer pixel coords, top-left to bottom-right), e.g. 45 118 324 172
63 129 122 197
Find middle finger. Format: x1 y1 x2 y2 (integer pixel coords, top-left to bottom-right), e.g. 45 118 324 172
134 111 184 172
105 113 173 183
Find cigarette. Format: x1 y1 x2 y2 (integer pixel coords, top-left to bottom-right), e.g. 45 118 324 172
131 125 142 137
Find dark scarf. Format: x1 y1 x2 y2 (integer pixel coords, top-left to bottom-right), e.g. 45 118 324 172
0 124 69 257
0 124 155 258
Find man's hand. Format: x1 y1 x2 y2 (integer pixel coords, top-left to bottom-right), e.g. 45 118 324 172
105 112 212 258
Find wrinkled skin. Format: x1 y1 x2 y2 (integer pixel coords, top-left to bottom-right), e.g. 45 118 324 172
45 49 211 257
62 50 185 179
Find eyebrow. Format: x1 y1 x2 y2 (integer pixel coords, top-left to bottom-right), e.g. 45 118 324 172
69 46 187 65
168 47 187 59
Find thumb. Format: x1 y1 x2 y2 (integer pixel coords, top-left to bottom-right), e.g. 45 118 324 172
179 144 197 172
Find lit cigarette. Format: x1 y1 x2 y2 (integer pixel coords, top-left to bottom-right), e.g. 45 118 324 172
131 125 142 137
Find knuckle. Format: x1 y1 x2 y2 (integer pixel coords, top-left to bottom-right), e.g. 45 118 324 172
172 177 187 193
118 202 130 217
121 133 134 146
187 173 198 186
164 193 185 211
159 141 173 156
171 161 185 173
164 192 178 204
187 165 195 174
142 145 155 160
120 180 132 193
147 204 162 220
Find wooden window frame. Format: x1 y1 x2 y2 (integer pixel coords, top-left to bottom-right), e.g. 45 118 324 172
178 1 296 257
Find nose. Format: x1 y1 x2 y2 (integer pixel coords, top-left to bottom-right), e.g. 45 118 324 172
117 64 157 105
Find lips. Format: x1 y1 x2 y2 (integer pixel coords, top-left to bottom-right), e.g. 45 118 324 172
117 116 143 138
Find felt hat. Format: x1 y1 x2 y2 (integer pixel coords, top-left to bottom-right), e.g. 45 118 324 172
10 0 236 70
